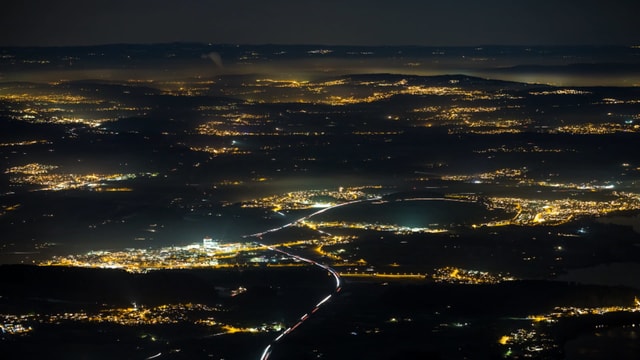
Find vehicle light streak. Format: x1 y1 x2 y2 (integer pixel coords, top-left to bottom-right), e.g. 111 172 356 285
260 345 271 360
316 295 332 307
251 198 371 359
255 244 341 359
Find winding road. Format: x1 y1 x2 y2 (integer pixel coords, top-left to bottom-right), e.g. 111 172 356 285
245 200 370 360
257 244 342 360
250 196 466 359
243 198 374 239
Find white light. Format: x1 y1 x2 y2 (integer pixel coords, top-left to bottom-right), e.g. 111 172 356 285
316 295 332 307
260 345 272 360
311 202 332 208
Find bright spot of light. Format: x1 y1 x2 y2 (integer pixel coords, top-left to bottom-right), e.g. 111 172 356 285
312 203 332 208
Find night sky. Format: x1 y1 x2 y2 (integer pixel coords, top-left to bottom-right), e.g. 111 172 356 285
1 0 639 47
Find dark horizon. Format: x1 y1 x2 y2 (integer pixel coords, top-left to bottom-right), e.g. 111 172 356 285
2 42 640 49
2 1 639 47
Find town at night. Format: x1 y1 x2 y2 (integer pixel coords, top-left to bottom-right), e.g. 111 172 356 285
2 1 640 359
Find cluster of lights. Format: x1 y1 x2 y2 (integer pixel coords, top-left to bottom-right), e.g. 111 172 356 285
473 145 568 154
233 77 519 106
432 266 515 284
529 89 592 96
5 163 140 191
189 146 251 156
0 140 50 147
40 241 250 273
0 303 285 337
241 187 381 211
498 328 557 357
301 220 448 235
528 297 640 323
39 239 315 273
479 192 640 226
439 168 526 182
448 127 523 135
0 90 150 127
339 266 514 283
498 297 640 358
549 122 640 134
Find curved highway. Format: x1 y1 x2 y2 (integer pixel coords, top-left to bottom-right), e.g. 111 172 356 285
246 200 368 360
243 198 375 239
257 244 341 360
250 196 466 359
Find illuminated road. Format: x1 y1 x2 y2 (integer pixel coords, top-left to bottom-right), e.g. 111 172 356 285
401 197 472 203
255 243 341 360
250 196 466 359
243 198 377 239
244 201 358 360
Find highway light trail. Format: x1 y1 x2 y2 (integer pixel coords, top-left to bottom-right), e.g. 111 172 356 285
250 196 479 359
255 242 342 360
244 201 362 360
260 345 272 360
244 198 379 238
